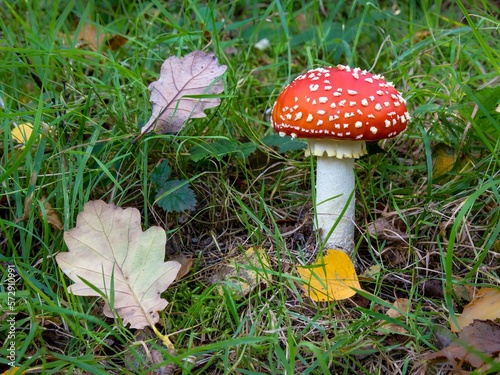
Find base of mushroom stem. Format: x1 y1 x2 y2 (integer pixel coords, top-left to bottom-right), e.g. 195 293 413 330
317 239 355 256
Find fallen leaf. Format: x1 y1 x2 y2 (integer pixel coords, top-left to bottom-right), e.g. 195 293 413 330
105 34 128 51
40 196 63 231
427 320 500 369
366 217 408 242
296 249 360 301
432 142 458 179
75 23 104 51
11 123 35 145
73 23 127 52
452 278 475 303
214 247 270 299
140 51 227 135
56 200 181 329
376 298 410 335
451 288 500 332
359 264 382 281
170 253 193 281
386 298 410 319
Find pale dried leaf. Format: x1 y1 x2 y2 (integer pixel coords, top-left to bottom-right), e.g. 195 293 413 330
56 200 181 329
451 288 500 332
141 51 227 135
213 247 270 299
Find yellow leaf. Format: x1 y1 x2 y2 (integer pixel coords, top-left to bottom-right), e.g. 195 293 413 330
432 142 458 179
451 287 500 332
11 123 34 144
296 249 360 301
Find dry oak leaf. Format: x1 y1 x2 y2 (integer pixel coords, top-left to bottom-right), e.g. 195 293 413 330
56 200 181 329
140 50 227 135
427 320 500 369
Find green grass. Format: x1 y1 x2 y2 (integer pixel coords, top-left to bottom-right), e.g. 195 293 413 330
1 0 500 374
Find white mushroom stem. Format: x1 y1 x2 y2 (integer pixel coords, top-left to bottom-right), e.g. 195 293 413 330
307 139 367 254
315 156 355 253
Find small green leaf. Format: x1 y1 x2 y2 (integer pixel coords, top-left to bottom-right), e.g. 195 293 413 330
151 160 172 189
155 180 197 212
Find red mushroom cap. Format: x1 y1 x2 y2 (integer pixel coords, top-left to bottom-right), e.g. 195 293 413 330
272 65 411 141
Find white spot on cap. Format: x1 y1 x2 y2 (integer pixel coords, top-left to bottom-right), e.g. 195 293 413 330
385 119 391 127
344 112 354 118
317 120 324 126
318 97 328 103
279 132 286 137
348 90 358 95
375 103 382 111
333 92 342 97
361 98 369 106
306 114 314 122
376 90 384 96
317 109 326 115
349 101 357 107
330 102 336 108
310 84 319 92
291 133 297 139
355 121 363 128
356 109 363 115
294 112 303 120
384 102 390 107
365 78 373 83
370 126 378 134
339 100 346 106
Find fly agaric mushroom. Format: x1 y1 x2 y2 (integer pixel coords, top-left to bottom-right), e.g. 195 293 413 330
272 65 410 254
